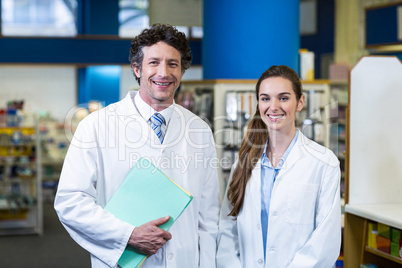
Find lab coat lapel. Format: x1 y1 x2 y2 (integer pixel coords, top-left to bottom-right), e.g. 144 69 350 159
161 106 185 152
249 158 262 219
119 91 155 146
276 131 306 179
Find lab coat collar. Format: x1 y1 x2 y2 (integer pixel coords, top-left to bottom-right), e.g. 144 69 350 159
123 91 182 151
122 91 141 119
134 91 175 128
278 129 307 178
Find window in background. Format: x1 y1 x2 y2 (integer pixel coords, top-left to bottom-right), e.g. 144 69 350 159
119 0 149 38
300 0 317 35
191 26 203 39
1 0 77 36
118 0 203 39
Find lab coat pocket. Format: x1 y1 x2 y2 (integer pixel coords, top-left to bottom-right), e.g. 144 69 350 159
286 183 319 224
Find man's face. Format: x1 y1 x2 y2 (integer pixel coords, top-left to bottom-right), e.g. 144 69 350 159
133 41 183 110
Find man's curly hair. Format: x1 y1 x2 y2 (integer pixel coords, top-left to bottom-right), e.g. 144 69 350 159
129 24 193 84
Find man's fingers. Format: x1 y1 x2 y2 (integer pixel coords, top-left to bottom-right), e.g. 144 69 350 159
162 230 172 241
151 216 172 241
150 215 170 226
128 217 173 255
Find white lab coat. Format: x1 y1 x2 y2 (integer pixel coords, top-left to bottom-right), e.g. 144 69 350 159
216 131 341 268
54 91 220 268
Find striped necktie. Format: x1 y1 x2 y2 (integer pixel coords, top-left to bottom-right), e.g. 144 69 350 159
150 113 165 144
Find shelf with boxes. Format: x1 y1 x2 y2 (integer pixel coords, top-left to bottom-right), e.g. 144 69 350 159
329 81 348 201
220 90 257 190
0 126 43 235
367 221 402 263
37 117 69 203
180 80 258 198
298 80 332 149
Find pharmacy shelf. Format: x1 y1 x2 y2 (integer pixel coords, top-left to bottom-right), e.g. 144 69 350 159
365 247 402 264
0 126 43 235
345 203 402 229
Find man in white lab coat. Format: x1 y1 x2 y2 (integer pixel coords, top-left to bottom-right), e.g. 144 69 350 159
54 24 220 268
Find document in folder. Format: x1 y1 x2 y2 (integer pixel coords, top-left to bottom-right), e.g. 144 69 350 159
104 157 193 268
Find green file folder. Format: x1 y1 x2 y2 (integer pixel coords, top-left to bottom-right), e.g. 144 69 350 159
104 157 193 268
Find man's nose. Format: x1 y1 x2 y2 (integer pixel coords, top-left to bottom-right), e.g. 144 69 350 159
157 63 168 77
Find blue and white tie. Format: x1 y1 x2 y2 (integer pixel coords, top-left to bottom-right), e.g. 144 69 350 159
150 113 165 144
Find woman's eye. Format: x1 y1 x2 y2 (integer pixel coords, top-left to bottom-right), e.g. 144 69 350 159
280 97 288 101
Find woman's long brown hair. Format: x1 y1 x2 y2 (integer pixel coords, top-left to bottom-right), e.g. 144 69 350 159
227 65 303 217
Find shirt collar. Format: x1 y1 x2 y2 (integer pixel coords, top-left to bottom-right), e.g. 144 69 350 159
261 131 299 169
134 90 174 126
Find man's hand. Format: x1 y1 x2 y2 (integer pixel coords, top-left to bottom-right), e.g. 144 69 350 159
128 216 172 255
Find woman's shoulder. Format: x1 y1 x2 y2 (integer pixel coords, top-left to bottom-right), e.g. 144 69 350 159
297 132 339 167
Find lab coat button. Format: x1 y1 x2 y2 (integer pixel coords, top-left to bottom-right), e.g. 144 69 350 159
258 259 263 264
167 253 174 260
257 224 260 230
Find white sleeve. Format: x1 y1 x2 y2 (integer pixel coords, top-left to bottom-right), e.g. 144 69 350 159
288 162 341 268
198 140 220 268
216 164 242 268
54 119 134 267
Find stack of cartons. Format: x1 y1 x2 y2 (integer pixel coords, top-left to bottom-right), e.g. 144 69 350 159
377 223 391 254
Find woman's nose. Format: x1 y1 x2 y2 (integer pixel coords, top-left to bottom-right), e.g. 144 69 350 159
270 99 279 110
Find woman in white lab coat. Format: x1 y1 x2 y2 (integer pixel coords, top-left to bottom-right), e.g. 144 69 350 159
216 65 341 268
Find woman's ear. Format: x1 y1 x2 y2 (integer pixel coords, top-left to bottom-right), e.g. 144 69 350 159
297 95 305 112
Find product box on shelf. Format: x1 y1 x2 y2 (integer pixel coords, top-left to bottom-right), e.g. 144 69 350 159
378 222 391 239
367 222 378 248
391 227 401 242
390 241 399 257
377 235 391 254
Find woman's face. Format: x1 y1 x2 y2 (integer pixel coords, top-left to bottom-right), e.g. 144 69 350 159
258 77 304 134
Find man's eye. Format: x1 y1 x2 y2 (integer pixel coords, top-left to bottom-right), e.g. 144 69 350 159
170 63 178 67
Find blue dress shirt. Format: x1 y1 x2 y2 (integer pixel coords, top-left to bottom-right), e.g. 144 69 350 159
260 131 298 261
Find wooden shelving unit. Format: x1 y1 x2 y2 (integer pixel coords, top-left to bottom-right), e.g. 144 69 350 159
344 56 402 267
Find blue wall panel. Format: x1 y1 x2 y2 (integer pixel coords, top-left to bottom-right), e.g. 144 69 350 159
0 38 131 64
366 6 398 45
0 38 202 65
78 66 121 106
203 0 300 79
78 0 119 35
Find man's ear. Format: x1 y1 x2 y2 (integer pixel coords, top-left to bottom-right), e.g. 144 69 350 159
133 64 141 79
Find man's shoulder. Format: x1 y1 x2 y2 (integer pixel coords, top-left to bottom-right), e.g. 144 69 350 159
174 105 212 129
